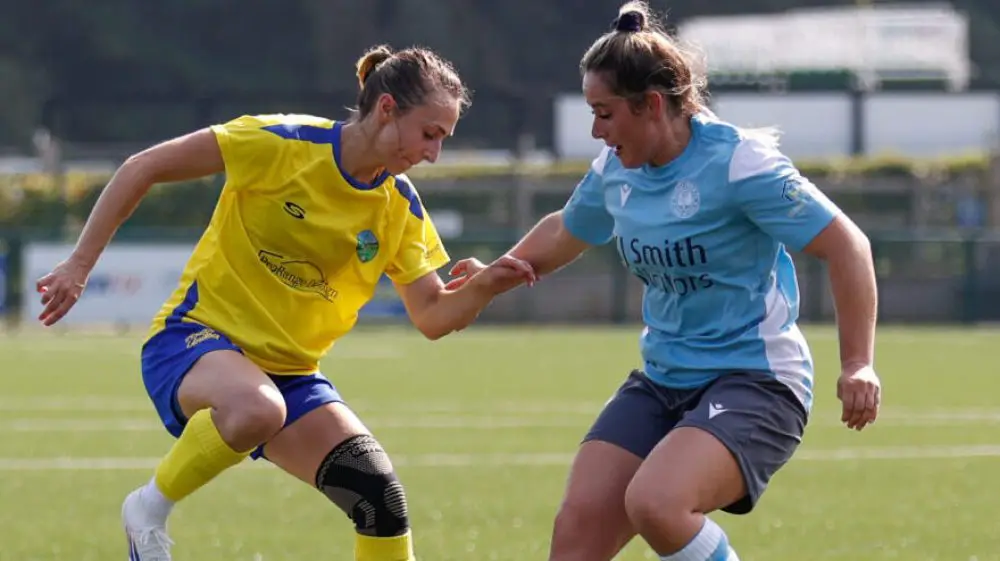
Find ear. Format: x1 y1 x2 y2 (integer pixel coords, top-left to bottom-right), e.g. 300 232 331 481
643 90 667 119
377 93 397 124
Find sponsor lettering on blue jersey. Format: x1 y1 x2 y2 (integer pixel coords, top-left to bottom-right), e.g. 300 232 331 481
562 112 841 411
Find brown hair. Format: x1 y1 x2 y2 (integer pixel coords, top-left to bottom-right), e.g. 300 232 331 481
580 1 706 116
354 44 471 119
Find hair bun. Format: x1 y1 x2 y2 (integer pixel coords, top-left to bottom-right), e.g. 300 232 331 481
613 11 645 32
356 45 394 89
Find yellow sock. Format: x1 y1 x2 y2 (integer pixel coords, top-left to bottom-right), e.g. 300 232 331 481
355 531 415 561
153 408 250 502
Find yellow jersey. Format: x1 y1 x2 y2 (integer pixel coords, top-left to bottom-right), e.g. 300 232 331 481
147 114 450 374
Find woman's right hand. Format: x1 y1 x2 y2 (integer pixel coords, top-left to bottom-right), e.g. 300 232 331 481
35 256 93 326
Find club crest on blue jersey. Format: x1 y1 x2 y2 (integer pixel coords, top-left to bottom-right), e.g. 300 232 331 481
670 180 700 219
356 230 380 263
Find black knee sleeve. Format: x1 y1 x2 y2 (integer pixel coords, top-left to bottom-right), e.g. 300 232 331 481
315 434 409 537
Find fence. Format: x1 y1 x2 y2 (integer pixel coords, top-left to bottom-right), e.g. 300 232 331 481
2 149 999 328
3 230 1000 329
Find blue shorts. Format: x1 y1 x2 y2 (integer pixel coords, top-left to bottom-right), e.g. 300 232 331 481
140 321 343 460
584 370 807 515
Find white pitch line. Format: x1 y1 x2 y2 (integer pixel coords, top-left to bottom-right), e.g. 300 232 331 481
794 445 1000 461
1 446 1000 471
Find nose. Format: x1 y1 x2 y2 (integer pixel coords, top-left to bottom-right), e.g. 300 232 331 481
424 140 442 164
591 119 605 140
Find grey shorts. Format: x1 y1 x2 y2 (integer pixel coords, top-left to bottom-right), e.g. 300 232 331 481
584 370 808 515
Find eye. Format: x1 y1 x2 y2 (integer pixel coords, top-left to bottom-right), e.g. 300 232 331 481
591 109 612 120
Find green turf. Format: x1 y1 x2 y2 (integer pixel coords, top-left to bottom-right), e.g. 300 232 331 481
0 324 997 561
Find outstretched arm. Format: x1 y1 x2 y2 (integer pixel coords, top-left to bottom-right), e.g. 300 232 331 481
425 148 611 326
398 210 590 339
446 210 592 292
71 129 224 268
509 210 592 276
395 255 535 340
37 129 224 325
449 147 612 291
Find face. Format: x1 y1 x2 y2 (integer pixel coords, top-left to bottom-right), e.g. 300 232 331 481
372 91 461 175
583 71 666 168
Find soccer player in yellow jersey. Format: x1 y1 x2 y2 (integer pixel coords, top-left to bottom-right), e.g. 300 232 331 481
34 44 534 561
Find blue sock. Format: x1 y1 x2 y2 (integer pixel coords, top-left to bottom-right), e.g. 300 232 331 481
660 517 739 561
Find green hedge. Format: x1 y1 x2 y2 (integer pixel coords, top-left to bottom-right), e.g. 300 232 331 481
0 152 991 231
403 152 992 181
0 175 224 231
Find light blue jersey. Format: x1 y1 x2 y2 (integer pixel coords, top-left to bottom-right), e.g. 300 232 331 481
562 112 840 411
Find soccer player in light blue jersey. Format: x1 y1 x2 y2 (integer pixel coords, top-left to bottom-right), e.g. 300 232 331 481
447 2 881 560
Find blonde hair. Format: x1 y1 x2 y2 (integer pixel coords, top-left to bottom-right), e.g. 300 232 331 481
581 1 707 116
356 45 394 88
353 44 471 119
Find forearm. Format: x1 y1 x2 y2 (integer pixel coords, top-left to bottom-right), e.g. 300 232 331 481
71 158 156 269
507 211 588 276
827 235 878 368
412 280 495 340
413 212 588 339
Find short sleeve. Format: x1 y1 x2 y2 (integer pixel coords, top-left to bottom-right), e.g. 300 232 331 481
385 176 451 285
730 136 841 252
210 114 298 189
562 148 615 246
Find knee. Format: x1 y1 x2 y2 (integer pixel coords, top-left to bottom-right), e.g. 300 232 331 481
215 386 287 449
315 434 409 537
623 478 691 537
